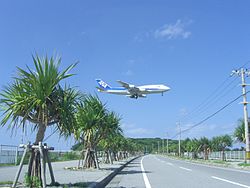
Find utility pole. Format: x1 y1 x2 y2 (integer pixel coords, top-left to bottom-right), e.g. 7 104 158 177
177 122 181 157
232 68 250 163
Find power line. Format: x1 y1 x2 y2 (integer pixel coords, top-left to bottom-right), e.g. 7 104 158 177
181 77 239 123
180 60 250 122
43 129 58 142
187 78 239 123
171 91 250 139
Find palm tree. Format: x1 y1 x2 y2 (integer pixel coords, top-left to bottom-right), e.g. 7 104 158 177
184 138 200 159
74 95 107 169
0 55 79 186
198 137 211 160
98 111 123 164
211 135 233 161
234 118 247 143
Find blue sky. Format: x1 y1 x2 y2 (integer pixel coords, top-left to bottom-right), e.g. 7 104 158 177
1 1 250 150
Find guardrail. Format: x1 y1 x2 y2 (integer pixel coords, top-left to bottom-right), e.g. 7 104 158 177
208 151 245 161
182 151 246 161
0 144 19 165
0 144 74 165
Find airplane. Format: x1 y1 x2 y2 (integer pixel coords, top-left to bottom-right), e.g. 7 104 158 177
96 79 170 99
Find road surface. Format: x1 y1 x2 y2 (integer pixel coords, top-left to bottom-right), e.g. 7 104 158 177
106 154 250 188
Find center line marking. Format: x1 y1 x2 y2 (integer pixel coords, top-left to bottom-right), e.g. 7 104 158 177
212 176 250 188
141 156 152 188
179 167 192 171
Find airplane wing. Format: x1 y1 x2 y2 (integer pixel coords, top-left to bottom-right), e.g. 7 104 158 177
116 80 131 89
117 80 141 94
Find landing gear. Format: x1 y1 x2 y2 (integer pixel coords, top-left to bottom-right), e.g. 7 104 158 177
130 94 138 99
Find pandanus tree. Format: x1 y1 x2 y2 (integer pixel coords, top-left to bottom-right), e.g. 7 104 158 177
234 118 247 144
0 55 80 186
211 135 233 161
198 137 211 160
74 95 107 169
185 138 200 159
98 112 123 164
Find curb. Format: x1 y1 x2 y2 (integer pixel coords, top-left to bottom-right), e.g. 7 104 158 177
89 155 142 188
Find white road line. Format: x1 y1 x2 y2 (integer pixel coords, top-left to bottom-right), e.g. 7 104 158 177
212 176 250 188
179 167 192 171
141 156 152 188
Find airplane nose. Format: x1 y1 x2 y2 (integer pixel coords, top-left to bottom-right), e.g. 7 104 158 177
164 86 170 91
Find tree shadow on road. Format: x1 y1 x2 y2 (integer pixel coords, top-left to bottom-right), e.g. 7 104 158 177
47 181 95 188
101 167 118 171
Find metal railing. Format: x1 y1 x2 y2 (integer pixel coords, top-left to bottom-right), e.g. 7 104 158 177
182 151 246 161
0 144 74 165
208 151 245 161
0 144 19 165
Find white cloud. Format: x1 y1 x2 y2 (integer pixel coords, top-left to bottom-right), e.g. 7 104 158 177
154 19 192 40
122 123 153 137
126 128 152 135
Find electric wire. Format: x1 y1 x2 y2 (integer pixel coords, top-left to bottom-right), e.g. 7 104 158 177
171 91 250 139
180 76 232 121
181 77 239 123
179 60 250 124
43 128 58 142
183 77 239 123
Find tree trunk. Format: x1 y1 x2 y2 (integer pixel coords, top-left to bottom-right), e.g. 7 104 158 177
104 151 110 163
108 150 113 164
83 147 97 168
118 151 123 161
222 150 225 161
204 147 208 160
78 150 85 168
27 124 47 187
94 149 100 170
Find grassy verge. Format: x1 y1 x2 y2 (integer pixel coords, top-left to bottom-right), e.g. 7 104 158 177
238 162 250 167
0 181 13 185
0 163 15 167
49 152 80 162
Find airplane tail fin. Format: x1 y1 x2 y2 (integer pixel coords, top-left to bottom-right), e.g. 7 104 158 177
96 79 112 91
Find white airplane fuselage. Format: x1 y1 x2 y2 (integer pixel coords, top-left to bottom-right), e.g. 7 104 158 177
96 79 170 99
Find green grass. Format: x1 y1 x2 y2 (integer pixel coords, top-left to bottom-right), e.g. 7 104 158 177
0 181 13 185
49 152 79 162
238 162 250 167
209 160 227 164
0 163 15 167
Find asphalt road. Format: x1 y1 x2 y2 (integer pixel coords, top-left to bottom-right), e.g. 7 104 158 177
106 154 250 188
